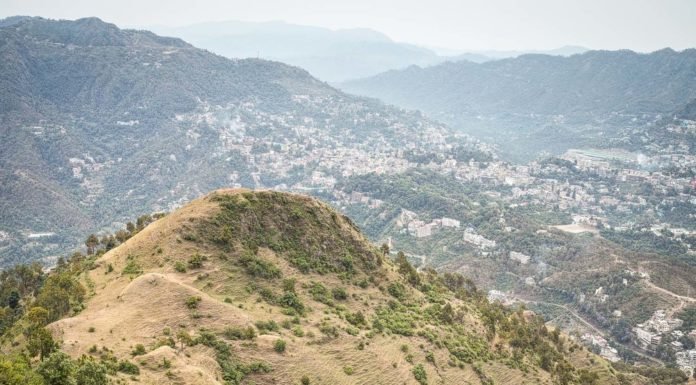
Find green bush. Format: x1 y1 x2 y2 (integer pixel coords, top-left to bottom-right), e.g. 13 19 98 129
255 320 279 334
131 344 146 356
185 296 201 309
387 282 407 300
309 282 333 306
118 360 140 375
345 311 366 327
174 261 187 273
188 254 205 269
413 364 428 385
223 326 256 340
332 287 348 300
274 339 287 353
240 252 281 279
122 257 142 276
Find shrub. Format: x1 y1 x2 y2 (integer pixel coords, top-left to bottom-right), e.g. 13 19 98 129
345 311 366 327
223 326 256 340
301 375 310 385
343 366 354 375
309 282 333 306
131 344 146 356
278 291 305 314
240 252 281 279
413 364 428 385
319 322 339 338
118 360 140 375
387 282 406 300
122 257 142 276
174 261 187 273
255 320 279 334
259 287 278 304
188 254 205 269
274 339 287 353
332 287 348 300
185 296 201 309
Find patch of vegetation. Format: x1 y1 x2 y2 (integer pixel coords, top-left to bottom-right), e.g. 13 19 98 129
174 261 187 273
332 287 348 301
122 256 143 276
185 296 202 309
194 330 272 385
255 320 279 334
412 364 427 385
188 254 206 269
118 359 140 375
223 326 256 340
131 344 146 356
274 339 286 353
309 282 333 306
204 192 381 275
239 252 281 279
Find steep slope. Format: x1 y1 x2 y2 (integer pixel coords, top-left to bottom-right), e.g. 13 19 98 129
4 189 647 385
0 17 483 266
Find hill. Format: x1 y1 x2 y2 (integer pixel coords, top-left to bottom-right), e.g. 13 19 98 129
0 189 662 385
0 16 486 266
151 20 445 82
340 49 696 160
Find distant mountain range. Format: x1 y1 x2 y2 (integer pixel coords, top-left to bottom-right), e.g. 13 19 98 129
0 16 471 266
341 48 696 160
149 20 589 82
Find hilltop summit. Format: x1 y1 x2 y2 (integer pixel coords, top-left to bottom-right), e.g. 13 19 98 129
4 189 633 385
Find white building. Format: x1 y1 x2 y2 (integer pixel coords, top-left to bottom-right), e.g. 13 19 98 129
509 251 531 264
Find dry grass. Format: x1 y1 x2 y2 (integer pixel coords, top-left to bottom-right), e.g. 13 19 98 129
47 189 620 385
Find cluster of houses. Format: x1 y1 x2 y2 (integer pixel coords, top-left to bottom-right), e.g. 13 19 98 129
463 227 497 250
631 309 696 375
633 310 683 349
676 349 696 378
405 216 461 238
581 333 621 363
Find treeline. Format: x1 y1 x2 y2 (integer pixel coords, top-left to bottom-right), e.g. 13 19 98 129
0 211 168 384
83 213 165 256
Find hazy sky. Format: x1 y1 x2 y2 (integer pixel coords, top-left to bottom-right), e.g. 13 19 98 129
1 0 695 52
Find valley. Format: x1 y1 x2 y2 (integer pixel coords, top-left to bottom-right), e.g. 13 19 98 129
0 13 695 384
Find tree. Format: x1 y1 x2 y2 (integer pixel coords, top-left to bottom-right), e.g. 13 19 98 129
380 243 390 256
37 351 75 385
8 291 20 309
25 307 50 330
114 230 130 244
176 330 192 350
0 354 44 385
27 327 57 361
84 235 99 255
75 358 107 385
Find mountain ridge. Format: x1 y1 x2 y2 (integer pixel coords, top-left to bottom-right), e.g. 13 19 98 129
0 16 481 267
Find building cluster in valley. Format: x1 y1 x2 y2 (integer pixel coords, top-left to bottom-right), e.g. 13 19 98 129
581 333 621 363
633 309 696 376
